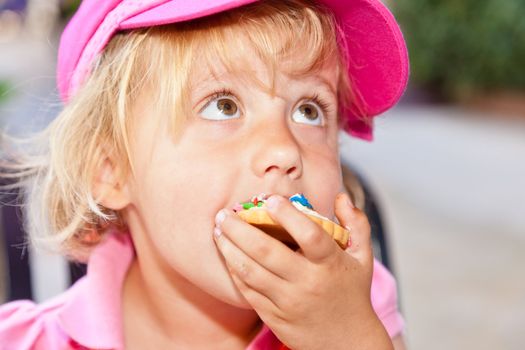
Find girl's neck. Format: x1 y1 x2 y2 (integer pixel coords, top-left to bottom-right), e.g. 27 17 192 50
122 255 262 350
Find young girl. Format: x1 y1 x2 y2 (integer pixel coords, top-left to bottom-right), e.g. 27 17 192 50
0 0 409 349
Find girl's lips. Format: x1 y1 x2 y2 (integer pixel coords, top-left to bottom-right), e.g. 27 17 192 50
232 193 268 212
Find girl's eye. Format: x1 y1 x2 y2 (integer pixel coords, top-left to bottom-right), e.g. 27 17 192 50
292 102 324 126
200 96 240 121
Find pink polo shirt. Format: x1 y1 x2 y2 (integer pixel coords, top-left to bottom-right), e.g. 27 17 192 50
0 232 404 349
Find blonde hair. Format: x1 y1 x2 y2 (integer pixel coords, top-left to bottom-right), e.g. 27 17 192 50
2 0 357 261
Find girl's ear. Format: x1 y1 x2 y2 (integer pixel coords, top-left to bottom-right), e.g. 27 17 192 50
92 157 131 211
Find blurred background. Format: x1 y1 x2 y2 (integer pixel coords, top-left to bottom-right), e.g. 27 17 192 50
1 0 524 349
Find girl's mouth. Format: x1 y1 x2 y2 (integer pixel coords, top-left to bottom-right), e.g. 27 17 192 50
232 193 312 250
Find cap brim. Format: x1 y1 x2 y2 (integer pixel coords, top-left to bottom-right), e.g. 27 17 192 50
120 0 259 28
327 0 409 116
323 0 409 140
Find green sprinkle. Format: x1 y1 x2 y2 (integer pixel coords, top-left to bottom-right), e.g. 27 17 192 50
257 202 263 207
243 202 255 209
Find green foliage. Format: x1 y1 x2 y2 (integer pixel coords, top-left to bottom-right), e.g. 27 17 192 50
0 80 10 104
60 0 81 19
395 0 525 99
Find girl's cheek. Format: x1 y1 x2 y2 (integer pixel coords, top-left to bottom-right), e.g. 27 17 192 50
291 121 339 148
193 119 244 143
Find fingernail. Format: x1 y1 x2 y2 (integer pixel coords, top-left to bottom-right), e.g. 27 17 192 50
346 235 352 249
213 227 222 239
265 195 281 210
215 210 226 226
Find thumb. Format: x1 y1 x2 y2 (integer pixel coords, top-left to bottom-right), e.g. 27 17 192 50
334 192 373 266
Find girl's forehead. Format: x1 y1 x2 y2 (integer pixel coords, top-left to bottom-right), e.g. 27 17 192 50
188 48 339 97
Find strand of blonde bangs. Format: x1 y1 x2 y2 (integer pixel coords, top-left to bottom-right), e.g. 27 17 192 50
115 35 148 179
153 27 193 140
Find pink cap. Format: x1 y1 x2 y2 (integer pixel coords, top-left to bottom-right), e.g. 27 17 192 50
57 0 409 140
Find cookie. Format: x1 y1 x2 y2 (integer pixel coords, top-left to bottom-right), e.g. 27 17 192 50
234 194 350 249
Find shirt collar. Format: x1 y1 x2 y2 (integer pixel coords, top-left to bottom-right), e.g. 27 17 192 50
58 231 134 349
57 231 282 349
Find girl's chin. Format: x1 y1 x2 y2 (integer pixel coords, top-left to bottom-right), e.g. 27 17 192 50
224 288 254 310
228 297 255 310
209 277 255 310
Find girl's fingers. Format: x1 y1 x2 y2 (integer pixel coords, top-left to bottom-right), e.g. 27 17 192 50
213 226 286 301
265 195 338 263
334 192 373 265
215 209 303 281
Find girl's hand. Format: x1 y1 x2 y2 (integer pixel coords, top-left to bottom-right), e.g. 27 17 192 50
213 193 393 350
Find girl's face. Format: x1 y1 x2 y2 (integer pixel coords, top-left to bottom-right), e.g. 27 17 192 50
123 48 343 307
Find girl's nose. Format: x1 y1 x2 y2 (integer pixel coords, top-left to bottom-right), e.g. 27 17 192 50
249 124 303 180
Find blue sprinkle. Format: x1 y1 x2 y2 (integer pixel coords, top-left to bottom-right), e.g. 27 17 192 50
289 193 313 209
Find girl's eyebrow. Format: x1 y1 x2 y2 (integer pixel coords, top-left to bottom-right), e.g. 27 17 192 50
286 76 337 102
312 76 337 97
283 70 337 96
190 71 232 94
190 70 338 98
